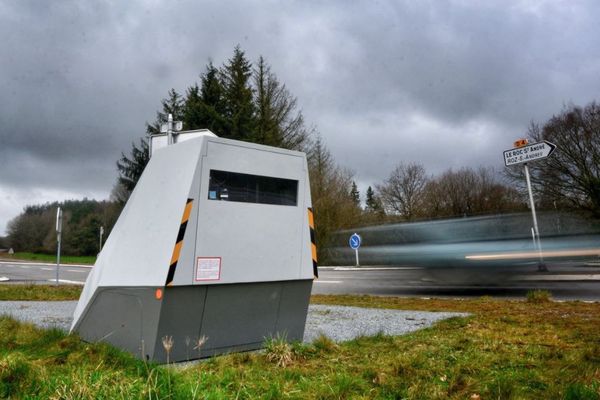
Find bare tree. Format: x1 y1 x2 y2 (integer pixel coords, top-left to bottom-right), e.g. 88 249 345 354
307 136 360 261
377 162 428 221
507 102 600 215
424 167 524 218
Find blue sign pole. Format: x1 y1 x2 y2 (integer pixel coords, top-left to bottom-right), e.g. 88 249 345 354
349 233 361 267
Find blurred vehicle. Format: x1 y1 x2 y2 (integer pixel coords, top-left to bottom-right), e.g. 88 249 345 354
325 212 600 279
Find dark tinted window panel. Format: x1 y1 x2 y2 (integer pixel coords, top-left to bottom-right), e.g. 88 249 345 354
208 170 298 206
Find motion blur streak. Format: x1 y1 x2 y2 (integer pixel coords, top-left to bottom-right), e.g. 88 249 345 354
466 248 600 260
326 212 600 269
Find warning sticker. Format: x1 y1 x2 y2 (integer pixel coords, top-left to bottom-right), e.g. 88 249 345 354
195 257 221 281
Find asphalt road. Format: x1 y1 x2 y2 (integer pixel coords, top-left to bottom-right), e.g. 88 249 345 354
2 260 600 301
314 262 600 301
0 261 90 285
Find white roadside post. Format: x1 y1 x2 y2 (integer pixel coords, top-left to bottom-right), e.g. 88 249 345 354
503 139 557 272
99 226 104 253
349 233 361 267
55 207 63 285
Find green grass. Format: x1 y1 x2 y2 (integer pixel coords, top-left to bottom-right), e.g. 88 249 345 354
0 252 95 265
0 292 599 399
0 284 82 301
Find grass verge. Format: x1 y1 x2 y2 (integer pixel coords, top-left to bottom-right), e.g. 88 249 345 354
0 284 82 301
0 292 598 399
0 252 95 265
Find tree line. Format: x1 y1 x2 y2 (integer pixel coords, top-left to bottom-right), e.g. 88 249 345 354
5 200 121 256
371 164 525 222
4 46 599 260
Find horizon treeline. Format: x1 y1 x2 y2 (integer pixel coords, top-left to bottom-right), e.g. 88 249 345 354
5 199 120 256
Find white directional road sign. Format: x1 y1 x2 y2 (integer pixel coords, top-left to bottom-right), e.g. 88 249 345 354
503 140 556 166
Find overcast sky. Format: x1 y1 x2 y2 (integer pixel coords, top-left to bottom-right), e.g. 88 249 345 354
1 0 599 234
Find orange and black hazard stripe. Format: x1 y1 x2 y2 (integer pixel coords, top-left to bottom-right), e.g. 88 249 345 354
166 198 194 286
308 207 318 278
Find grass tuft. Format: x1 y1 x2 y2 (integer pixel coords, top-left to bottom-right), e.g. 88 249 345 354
264 334 294 367
312 333 338 353
0 353 34 397
526 289 552 303
563 383 600 400
485 373 517 399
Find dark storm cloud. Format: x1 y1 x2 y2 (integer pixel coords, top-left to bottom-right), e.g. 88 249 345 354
271 1 600 183
1 0 600 232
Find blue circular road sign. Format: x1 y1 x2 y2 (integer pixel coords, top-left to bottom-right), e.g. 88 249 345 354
349 233 361 249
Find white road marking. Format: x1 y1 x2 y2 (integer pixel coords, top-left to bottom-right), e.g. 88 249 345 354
319 266 425 271
585 262 600 267
332 266 424 271
0 277 9 281
314 280 343 284
466 248 600 260
514 274 600 281
41 268 53 271
0 260 92 268
67 269 87 273
47 279 85 285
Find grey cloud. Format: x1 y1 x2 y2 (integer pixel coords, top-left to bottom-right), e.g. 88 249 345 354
1 0 600 233
293 1 599 126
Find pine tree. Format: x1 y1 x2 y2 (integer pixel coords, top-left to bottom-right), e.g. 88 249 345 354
146 89 184 135
365 186 380 212
350 181 360 207
184 62 228 134
116 138 149 194
220 46 254 140
116 47 313 201
253 56 309 150
117 89 183 200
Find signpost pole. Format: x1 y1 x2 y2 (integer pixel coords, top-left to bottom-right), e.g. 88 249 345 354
523 163 546 271
504 139 555 272
349 233 361 267
55 207 62 285
99 226 104 253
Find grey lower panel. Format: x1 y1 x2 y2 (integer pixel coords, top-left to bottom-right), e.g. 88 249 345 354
73 287 162 360
74 280 313 363
153 285 207 362
153 280 312 363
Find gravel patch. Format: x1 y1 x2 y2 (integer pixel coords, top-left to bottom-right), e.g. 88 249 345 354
305 304 468 342
0 301 468 342
0 301 76 330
